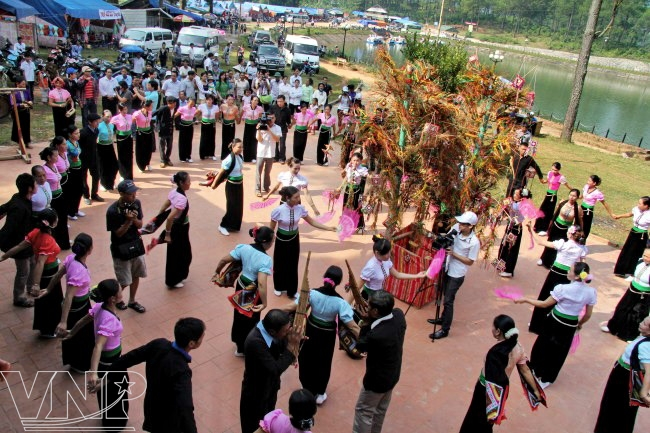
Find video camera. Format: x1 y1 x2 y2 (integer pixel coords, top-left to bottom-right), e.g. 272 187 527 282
258 112 271 130
432 229 457 250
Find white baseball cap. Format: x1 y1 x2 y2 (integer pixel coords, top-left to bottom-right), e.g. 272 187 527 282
455 211 478 225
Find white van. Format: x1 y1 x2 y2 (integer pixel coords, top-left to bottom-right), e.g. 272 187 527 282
177 26 221 64
286 14 309 24
119 27 173 52
283 35 320 73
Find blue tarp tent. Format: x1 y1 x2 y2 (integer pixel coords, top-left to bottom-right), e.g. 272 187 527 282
148 0 204 23
21 0 120 29
0 0 38 20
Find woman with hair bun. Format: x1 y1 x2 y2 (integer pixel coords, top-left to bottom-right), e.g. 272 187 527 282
515 262 597 387
110 103 134 180
213 138 244 236
284 266 360 405
339 152 368 231
255 389 317 433
533 162 572 235
538 188 583 268
213 226 275 356
133 99 154 173
174 98 198 163
613 196 650 278
579 174 615 240
158 171 192 288
65 125 85 220
459 315 542 432
49 137 71 249
38 233 95 371
97 110 118 191
359 235 427 300
270 186 336 299
197 93 220 160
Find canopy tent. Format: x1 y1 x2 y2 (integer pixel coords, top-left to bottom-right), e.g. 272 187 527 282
148 0 204 23
0 0 38 20
351 11 365 17
21 0 121 29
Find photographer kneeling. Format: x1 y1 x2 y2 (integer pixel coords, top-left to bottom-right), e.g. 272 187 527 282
428 211 480 340
255 113 282 197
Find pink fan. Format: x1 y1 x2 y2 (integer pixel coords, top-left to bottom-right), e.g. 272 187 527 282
322 189 343 207
427 248 446 279
337 209 360 242
494 286 524 300
249 197 279 211
519 199 544 219
300 210 335 225
569 332 581 354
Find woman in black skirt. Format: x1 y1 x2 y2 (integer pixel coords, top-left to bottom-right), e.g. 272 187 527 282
601 248 650 341
0 209 61 337
197 94 219 160
48 76 74 138
10 78 32 148
133 100 154 173
538 188 582 268
497 189 525 278
239 95 264 162
594 316 650 433
97 110 118 190
111 103 134 180
213 226 275 356
292 102 315 162
270 186 336 298
528 224 586 334
40 145 70 250
174 98 198 163
64 126 85 220
459 315 542 433
41 233 95 372
580 175 615 240
220 94 239 160
212 139 244 236
516 262 596 388
308 104 337 166
284 266 360 405
613 196 650 277
533 162 571 235
159 172 192 288
65 279 128 429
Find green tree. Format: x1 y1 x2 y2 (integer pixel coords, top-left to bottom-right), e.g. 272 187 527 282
401 36 468 92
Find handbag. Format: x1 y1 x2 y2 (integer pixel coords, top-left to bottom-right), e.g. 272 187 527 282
213 260 242 287
117 238 145 260
259 94 272 105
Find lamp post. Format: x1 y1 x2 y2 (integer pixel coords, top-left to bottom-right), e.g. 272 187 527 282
488 50 504 71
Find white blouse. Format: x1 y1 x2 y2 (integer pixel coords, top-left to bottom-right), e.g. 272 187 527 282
551 281 597 316
277 171 308 190
360 257 394 291
31 182 52 212
632 206 650 231
553 239 587 267
271 203 309 232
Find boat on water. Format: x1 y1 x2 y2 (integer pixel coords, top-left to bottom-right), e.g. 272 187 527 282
388 36 406 45
366 34 384 45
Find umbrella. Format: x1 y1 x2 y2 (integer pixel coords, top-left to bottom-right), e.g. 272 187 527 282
203 13 218 21
120 45 144 54
173 15 195 23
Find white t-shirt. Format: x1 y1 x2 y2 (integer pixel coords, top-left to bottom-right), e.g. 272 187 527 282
31 182 52 212
20 60 35 81
290 74 302 86
162 79 183 99
132 57 145 74
271 203 309 232
632 206 650 231
278 82 292 99
446 223 481 278
289 86 302 106
553 239 587 267
551 281 597 316
361 257 394 291
256 124 282 158
277 171 308 190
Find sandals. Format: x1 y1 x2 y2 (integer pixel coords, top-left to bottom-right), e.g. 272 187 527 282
256 191 262 197
115 301 128 310
128 302 146 313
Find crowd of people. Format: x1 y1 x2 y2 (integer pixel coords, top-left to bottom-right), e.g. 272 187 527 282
0 37 649 433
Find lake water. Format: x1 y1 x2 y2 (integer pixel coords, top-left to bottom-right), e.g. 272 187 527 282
343 40 649 148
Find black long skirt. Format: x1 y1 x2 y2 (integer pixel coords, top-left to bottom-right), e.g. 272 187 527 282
273 230 300 297
116 135 134 180
540 219 569 268
165 222 192 287
343 185 364 229
316 128 330 165
52 106 72 138
221 121 236 160
178 122 194 161
607 284 650 342
529 312 577 383
62 295 94 371
66 166 83 217
97 144 119 190
97 348 129 429
459 381 493 433
293 128 309 161
50 191 70 251
581 205 595 240
135 129 154 172
199 122 216 159
298 318 336 395
529 266 569 334
242 122 258 162
497 223 523 275
614 229 648 276
594 363 639 433
11 108 30 144
533 191 557 233
231 277 261 353
221 180 243 231
33 263 62 336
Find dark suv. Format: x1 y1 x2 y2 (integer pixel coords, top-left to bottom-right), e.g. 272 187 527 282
250 42 285 74
248 30 272 49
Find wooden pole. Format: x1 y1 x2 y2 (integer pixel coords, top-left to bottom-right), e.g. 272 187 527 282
2 88 31 163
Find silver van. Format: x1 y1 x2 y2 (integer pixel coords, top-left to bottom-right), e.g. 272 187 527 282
177 26 221 64
119 27 173 52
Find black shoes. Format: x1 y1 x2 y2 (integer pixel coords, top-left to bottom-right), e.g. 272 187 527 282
429 330 449 340
427 318 442 325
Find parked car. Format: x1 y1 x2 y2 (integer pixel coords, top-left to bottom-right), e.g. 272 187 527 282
250 41 285 74
248 30 272 49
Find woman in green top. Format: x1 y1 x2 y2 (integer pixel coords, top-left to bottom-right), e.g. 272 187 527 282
65 126 85 220
216 72 231 101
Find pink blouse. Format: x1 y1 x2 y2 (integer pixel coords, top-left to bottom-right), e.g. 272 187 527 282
48 88 71 103
582 185 605 206
63 254 91 297
43 164 61 191
110 113 133 132
259 409 310 433
241 104 264 120
168 189 188 211
547 171 567 191
293 110 314 126
54 152 69 174
89 303 123 351
177 105 197 121
318 112 337 127
132 110 152 128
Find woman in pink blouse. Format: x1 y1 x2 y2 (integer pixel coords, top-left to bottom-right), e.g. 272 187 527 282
534 162 572 235
255 389 317 433
174 98 198 163
66 279 129 430
41 141 70 250
110 103 134 180
48 77 74 137
308 104 337 166
291 102 314 162
133 100 154 173
240 95 264 162
581 174 615 240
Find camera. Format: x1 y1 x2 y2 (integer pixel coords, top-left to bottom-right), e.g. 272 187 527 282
120 201 139 215
258 112 270 130
432 229 457 250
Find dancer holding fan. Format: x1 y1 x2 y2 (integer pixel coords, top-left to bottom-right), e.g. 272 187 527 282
263 158 319 216
269 186 336 299
339 152 368 232
580 175 615 240
538 189 583 269
497 189 526 278
613 196 650 278
213 139 245 236
240 95 264 162
533 162 572 235
291 102 315 162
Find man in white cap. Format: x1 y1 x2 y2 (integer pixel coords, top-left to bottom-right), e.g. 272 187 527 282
77 65 99 128
429 211 480 339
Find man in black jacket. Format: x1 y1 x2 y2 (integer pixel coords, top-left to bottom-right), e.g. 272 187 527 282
153 96 177 168
353 291 406 433
269 95 292 162
79 113 103 205
111 317 205 433
506 139 543 198
240 309 302 433
0 173 35 307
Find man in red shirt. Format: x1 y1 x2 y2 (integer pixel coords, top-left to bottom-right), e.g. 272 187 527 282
76 66 99 128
